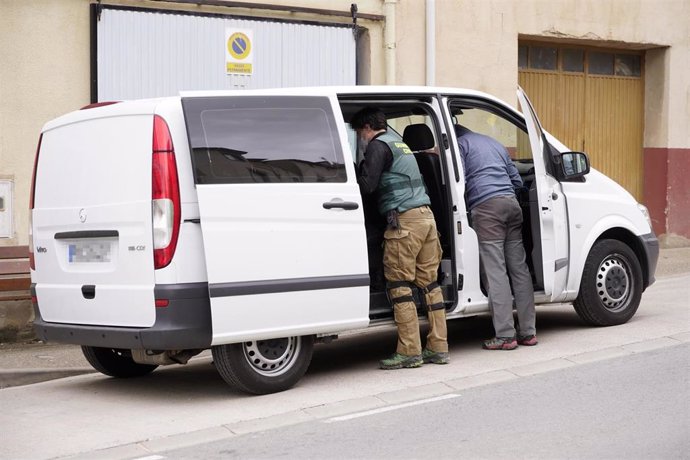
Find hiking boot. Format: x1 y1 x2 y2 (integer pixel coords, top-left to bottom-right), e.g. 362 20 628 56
379 352 423 370
517 335 538 346
422 348 450 365
482 337 518 350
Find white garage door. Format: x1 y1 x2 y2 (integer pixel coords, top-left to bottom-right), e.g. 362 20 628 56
96 7 356 101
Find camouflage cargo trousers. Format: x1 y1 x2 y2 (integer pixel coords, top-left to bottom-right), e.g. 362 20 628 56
383 206 448 356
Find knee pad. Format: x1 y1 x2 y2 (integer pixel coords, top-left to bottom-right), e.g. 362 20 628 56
421 282 444 311
386 281 416 307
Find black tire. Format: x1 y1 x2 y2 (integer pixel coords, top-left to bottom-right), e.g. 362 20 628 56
81 346 158 378
573 239 643 326
212 335 314 395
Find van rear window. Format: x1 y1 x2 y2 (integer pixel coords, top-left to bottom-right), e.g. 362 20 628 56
182 96 346 184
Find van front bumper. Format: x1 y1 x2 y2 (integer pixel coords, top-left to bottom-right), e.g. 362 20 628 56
32 283 212 350
640 232 659 289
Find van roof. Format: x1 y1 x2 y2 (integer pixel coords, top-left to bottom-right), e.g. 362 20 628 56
42 86 516 132
180 85 498 101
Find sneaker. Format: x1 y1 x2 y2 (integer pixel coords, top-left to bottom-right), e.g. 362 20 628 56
482 337 518 350
379 352 423 370
517 335 538 346
422 348 450 364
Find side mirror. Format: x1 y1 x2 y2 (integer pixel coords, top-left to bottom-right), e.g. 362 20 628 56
560 151 590 180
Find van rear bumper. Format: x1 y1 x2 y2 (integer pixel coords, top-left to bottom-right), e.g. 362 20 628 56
32 283 212 350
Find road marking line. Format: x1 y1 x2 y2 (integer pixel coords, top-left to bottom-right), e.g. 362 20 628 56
324 393 460 423
133 456 166 460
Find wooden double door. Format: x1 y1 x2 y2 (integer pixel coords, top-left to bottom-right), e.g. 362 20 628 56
518 43 644 200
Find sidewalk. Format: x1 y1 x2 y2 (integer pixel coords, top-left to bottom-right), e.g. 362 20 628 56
0 342 92 388
2 246 689 389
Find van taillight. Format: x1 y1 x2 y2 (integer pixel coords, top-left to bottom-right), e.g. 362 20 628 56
29 135 42 270
152 115 180 269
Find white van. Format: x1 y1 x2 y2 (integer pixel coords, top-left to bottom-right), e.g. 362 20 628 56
30 87 659 394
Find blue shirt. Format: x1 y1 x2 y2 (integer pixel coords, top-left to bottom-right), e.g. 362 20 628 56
455 125 523 210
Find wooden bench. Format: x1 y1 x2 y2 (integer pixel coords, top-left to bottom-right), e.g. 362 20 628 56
0 245 31 301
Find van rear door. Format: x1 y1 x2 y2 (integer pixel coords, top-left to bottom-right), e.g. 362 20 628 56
182 93 370 344
32 106 157 327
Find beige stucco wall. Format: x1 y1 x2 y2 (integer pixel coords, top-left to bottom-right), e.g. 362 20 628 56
1 0 688 246
0 0 91 246
434 1 518 101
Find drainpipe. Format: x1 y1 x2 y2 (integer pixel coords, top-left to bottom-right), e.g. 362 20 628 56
426 0 435 86
384 0 397 85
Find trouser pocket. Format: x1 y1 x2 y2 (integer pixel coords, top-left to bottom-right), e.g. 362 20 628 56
383 228 414 281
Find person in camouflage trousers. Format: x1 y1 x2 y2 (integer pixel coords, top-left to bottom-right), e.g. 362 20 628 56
351 107 449 370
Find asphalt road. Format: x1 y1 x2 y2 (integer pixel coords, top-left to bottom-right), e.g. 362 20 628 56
163 342 690 460
1 273 688 460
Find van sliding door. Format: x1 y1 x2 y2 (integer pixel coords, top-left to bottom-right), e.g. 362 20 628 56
182 94 370 344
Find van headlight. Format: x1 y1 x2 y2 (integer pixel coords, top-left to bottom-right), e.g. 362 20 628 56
637 203 652 228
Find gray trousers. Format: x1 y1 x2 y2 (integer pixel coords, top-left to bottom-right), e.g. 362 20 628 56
471 195 536 338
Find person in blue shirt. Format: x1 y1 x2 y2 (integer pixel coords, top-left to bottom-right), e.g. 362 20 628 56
455 124 538 350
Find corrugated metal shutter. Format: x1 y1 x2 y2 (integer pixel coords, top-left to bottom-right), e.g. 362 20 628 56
97 8 356 100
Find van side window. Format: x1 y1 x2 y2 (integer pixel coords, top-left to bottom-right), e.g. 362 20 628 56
453 108 532 164
182 96 347 184
451 105 534 185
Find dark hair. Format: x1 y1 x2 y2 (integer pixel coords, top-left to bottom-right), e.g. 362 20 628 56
350 107 387 130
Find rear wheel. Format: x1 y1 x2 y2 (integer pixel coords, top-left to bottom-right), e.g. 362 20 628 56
573 239 643 326
212 335 314 395
81 346 158 378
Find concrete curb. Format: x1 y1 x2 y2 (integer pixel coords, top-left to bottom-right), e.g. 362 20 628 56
0 368 95 389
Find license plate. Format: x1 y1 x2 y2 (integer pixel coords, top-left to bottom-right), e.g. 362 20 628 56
68 241 112 263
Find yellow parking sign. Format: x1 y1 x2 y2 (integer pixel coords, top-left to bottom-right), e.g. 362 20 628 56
225 29 253 75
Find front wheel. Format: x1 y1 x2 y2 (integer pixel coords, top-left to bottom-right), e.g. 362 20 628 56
573 239 643 326
81 346 158 378
212 335 314 395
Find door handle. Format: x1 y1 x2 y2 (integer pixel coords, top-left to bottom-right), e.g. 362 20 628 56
323 200 359 210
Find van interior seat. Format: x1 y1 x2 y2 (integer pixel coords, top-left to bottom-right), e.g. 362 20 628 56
402 124 435 152
402 124 451 255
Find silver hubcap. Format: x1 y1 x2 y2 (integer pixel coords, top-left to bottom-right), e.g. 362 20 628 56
242 337 301 377
596 255 631 312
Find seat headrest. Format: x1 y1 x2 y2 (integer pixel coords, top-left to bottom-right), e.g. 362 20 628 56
402 124 435 152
